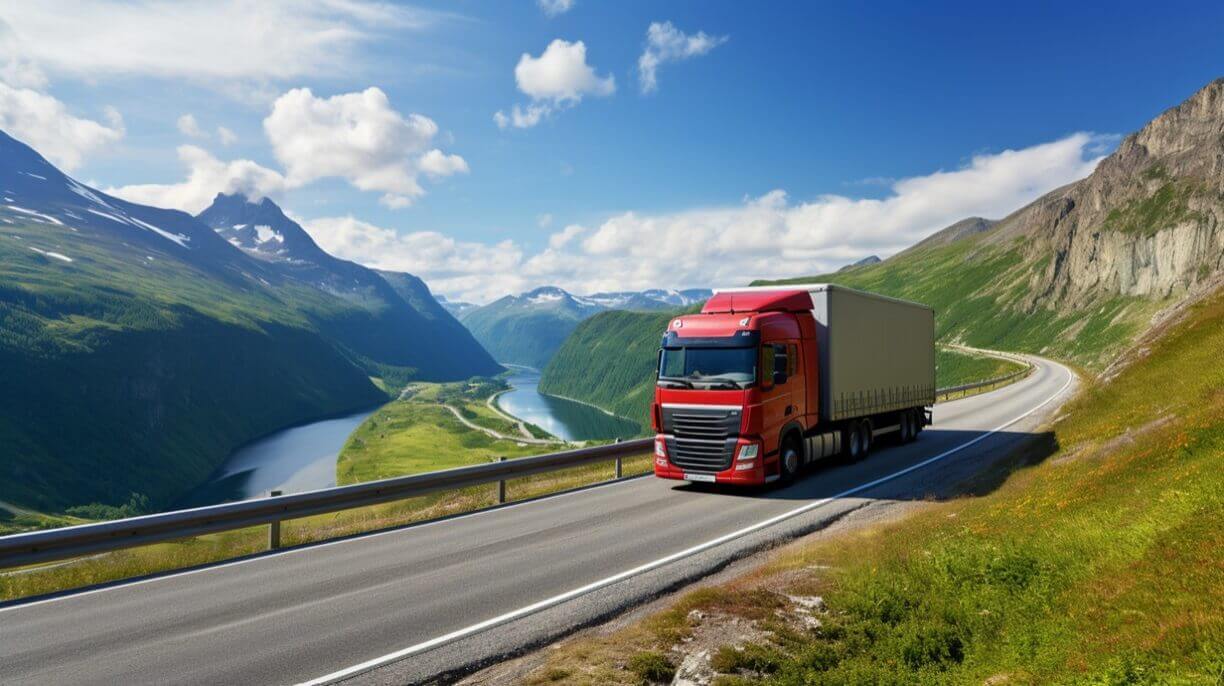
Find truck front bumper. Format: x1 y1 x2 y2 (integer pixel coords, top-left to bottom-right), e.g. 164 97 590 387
652 438 766 486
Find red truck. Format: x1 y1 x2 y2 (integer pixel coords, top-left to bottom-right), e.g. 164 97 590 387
652 284 935 486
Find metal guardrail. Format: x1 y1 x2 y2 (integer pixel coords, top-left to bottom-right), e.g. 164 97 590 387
935 348 1034 400
0 438 652 569
0 350 1035 571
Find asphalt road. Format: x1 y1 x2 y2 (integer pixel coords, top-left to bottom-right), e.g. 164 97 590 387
0 356 1075 686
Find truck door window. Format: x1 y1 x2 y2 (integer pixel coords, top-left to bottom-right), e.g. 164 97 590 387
770 343 788 385
787 343 798 375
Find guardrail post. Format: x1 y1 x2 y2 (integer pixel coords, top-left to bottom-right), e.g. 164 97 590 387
268 489 282 550
614 438 623 478
497 457 507 503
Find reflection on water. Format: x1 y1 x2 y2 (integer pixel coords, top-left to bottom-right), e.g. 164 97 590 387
176 409 376 508
496 366 642 442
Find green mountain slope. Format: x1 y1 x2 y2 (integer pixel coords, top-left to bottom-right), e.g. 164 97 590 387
539 309 681 429
460 287 604 368
0 131 496 512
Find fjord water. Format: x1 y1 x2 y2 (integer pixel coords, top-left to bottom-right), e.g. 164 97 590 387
176 409 376 508
178 368 639 508
496 366 641 441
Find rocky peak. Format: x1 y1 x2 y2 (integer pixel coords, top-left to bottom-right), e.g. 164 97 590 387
988 78 1224 310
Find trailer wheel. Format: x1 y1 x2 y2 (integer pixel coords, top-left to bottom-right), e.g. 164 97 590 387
859 420 873 456
845 422 863 460
900 410 914 442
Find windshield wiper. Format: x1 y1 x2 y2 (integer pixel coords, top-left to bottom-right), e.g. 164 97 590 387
695 376 748 389
657 376 694 388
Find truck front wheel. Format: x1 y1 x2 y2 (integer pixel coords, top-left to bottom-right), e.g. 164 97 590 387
779 439 802 484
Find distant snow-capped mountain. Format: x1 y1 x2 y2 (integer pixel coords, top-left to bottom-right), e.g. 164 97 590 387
458 285 711 368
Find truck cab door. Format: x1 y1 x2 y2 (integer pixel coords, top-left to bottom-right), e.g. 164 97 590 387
760 342 799 457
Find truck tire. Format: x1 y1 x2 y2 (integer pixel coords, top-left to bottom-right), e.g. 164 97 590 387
845 422 864 460
859 420 873 456
779 440 802 484
900 410 915 442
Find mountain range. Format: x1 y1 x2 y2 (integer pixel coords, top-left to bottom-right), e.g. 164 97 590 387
540 78 1224 427
457 285 712 368
0 130 498 511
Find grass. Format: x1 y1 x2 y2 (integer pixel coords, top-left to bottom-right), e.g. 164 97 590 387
0 377 650 602
936 347 1027 388
524 288 1224 685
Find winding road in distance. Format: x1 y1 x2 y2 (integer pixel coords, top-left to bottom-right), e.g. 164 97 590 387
0 355 1076 686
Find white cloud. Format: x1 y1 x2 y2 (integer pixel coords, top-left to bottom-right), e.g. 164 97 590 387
638 21 728 94
0 1 438 95
495 39 614 129
107 144 286 213
217 126 238 145
176 114 206 138
302 215 527 302
537 0 575 17
418 148 470 177
264 87 467 208
301 133 1109 303
0 82 123 170
537 213 554 229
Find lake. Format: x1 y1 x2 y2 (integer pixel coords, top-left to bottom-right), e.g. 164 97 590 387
179 367 641 507
495 365 642 442
176 408 376 508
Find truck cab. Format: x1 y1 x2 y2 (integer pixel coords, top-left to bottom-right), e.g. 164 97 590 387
651 290 815 486
652 285 934 486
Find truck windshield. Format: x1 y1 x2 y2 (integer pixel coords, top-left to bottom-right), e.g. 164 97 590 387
658 346 757 388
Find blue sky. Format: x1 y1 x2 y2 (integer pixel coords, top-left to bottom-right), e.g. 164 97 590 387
1 1 1221 301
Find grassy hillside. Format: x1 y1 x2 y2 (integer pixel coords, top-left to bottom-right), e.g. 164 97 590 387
336 379 556 485
539 309 680 430
526 287 1224 685
0 215 401 511
758 236 1160 370
539 308 1028 432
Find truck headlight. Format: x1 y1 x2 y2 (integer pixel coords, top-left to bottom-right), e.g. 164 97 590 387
737 443 759 461
654 438 667 458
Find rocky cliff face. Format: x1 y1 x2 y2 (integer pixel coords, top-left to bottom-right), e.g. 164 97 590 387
993 78 1224 310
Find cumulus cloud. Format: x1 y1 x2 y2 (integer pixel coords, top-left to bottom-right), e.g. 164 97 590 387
302 133 1109 303
265 87 467 208
217 126 238 145
303 215 527 301
638 21 727 94
176 113 206 138
495 39 614 129
537 0 575 17
107 144 286 213
0 1 438 98
0 82 123 170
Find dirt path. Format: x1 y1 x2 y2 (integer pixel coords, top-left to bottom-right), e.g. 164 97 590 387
442 405 561 446
485 391 537 440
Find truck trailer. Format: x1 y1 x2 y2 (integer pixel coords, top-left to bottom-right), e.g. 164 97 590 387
652 284 935 486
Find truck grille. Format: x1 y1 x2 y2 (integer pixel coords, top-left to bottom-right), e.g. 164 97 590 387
661 405 741 472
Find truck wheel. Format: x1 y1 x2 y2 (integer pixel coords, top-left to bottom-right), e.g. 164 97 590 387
900 411 914 442
859 420 873 456
846 422 863 460
780 441 801 484
907 409 921 441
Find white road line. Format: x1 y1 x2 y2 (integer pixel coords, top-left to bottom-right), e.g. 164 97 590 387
0 473 651 614
302 358 1075 685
